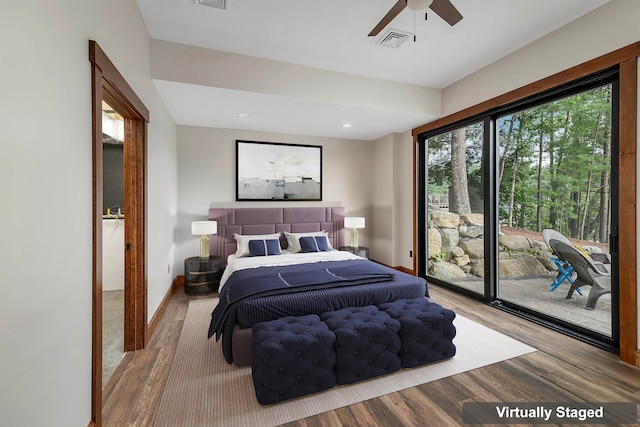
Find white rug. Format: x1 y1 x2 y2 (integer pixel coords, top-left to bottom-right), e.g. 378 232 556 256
154 299 536 427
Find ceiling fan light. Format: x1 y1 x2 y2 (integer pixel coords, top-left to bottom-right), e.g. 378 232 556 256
407 0 433 11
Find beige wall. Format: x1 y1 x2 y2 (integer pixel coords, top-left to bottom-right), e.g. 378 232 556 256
369 131 415 269
176 126 373 273
0 1 177 426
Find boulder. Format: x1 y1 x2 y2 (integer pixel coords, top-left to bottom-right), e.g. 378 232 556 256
430 211 460 228
531 240 548 251
459 224 484 239
453 253 470 267
498 254 550 278
427 227 442 259
429 260 467 280
451 246 465 257
469 259 485 278
440 228 460 254
499 235 531 252
459 238 485 259
460 213 483 226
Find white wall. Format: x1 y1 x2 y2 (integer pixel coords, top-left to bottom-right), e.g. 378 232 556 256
0 1 177 426
176 126 372 273
103 220 125 291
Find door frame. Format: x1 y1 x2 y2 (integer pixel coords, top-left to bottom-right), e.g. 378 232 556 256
412 41 638 367
89 40 149 427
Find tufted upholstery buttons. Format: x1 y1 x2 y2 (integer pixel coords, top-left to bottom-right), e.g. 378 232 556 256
379 298 456 368
251 314 336 405
250 299 456 405
321 306 401 385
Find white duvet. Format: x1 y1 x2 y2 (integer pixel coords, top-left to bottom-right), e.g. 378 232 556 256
219 250 362 293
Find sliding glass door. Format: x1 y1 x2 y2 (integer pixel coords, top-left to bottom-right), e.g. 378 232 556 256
423 121 487 297
496 84 616 338
418 70 618 346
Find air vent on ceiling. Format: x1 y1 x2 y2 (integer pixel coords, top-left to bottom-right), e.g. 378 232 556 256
376 29 413 48
196 0 227 9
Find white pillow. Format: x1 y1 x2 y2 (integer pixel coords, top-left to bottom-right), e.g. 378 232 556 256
284 231 332 253
233 233 281 257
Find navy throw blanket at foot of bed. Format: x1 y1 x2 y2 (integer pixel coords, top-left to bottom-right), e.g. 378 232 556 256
208 260 395 341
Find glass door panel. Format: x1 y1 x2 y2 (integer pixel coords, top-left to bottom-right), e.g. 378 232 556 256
496 85 614 338
425 121 486 296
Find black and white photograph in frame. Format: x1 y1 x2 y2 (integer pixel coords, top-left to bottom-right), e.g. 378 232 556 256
236 140 322 201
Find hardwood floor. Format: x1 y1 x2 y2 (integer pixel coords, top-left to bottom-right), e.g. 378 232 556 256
102 285 640 426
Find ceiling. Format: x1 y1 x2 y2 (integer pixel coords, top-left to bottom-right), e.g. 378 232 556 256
137 0 609 140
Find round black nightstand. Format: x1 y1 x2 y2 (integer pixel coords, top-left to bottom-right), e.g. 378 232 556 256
339 246 369 259
184 256 224 295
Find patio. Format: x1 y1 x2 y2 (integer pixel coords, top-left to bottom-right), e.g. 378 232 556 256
446 274 611 337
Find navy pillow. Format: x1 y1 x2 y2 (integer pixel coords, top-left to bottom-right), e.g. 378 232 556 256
299 236 330 253
248 239 281 256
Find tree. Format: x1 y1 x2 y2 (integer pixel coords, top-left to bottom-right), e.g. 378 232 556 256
449 127 471 214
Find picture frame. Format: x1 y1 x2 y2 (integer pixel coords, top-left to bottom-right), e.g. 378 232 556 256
236 140 322 201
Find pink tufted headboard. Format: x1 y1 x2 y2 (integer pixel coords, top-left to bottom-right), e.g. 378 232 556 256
208 207 345 263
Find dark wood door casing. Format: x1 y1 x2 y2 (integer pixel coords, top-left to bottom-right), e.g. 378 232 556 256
89 40 149 427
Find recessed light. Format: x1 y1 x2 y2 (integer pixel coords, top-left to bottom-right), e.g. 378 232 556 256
237 112 249 118
342 123 352 128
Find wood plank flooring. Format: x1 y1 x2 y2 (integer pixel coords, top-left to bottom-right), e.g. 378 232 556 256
102 285 640 426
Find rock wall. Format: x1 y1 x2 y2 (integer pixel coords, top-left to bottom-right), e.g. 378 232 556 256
427 211 555 280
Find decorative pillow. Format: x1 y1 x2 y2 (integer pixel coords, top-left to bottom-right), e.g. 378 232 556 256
248 239 282 257
299 236 330 253
234 233 281 257
284 231 332 253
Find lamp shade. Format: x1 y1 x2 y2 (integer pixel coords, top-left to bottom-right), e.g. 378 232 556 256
344 217 365 229
191 221 217 235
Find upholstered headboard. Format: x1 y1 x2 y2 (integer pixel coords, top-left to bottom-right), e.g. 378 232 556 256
208 207 345 263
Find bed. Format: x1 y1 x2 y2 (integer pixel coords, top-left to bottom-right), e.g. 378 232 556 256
206 207 429 365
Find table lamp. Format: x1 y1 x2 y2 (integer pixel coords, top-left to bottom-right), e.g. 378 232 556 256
344 217 365 250
191 220 217 258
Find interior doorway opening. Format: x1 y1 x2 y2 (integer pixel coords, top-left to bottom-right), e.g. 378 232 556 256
89 40 149 427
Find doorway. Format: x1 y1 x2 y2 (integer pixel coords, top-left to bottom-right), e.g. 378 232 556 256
89 40 149 427
101 101 125 386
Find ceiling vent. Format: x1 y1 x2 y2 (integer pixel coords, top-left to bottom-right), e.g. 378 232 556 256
196 0 227 9
376 29 413 48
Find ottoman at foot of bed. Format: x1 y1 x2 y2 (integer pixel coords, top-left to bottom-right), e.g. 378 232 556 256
320 306 402 385
251 314 336 405
378 298 457 368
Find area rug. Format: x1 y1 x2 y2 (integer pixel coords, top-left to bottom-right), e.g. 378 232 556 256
154 299 536 427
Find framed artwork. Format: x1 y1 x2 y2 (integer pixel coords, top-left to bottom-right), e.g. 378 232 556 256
236 140 322 201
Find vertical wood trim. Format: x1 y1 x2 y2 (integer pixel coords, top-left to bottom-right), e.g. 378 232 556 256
89 39 150 426
123 118 147 351
90 47 104 427
412 133 418 275
618 58 637 365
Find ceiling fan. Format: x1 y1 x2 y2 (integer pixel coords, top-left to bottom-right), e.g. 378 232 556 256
368 0 463 37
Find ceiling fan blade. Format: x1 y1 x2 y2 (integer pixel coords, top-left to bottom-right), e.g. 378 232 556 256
429 0 463 26
368 0 407 37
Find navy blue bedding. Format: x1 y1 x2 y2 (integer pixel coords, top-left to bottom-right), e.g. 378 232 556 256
208 259 428 363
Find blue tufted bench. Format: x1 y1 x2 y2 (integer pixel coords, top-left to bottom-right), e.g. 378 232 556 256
251 314 337 405
378 298 456 368
320 306 401 385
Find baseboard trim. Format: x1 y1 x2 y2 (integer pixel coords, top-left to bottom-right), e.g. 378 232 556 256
370 259 416 276
395 265 416 276
146 277 180 341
